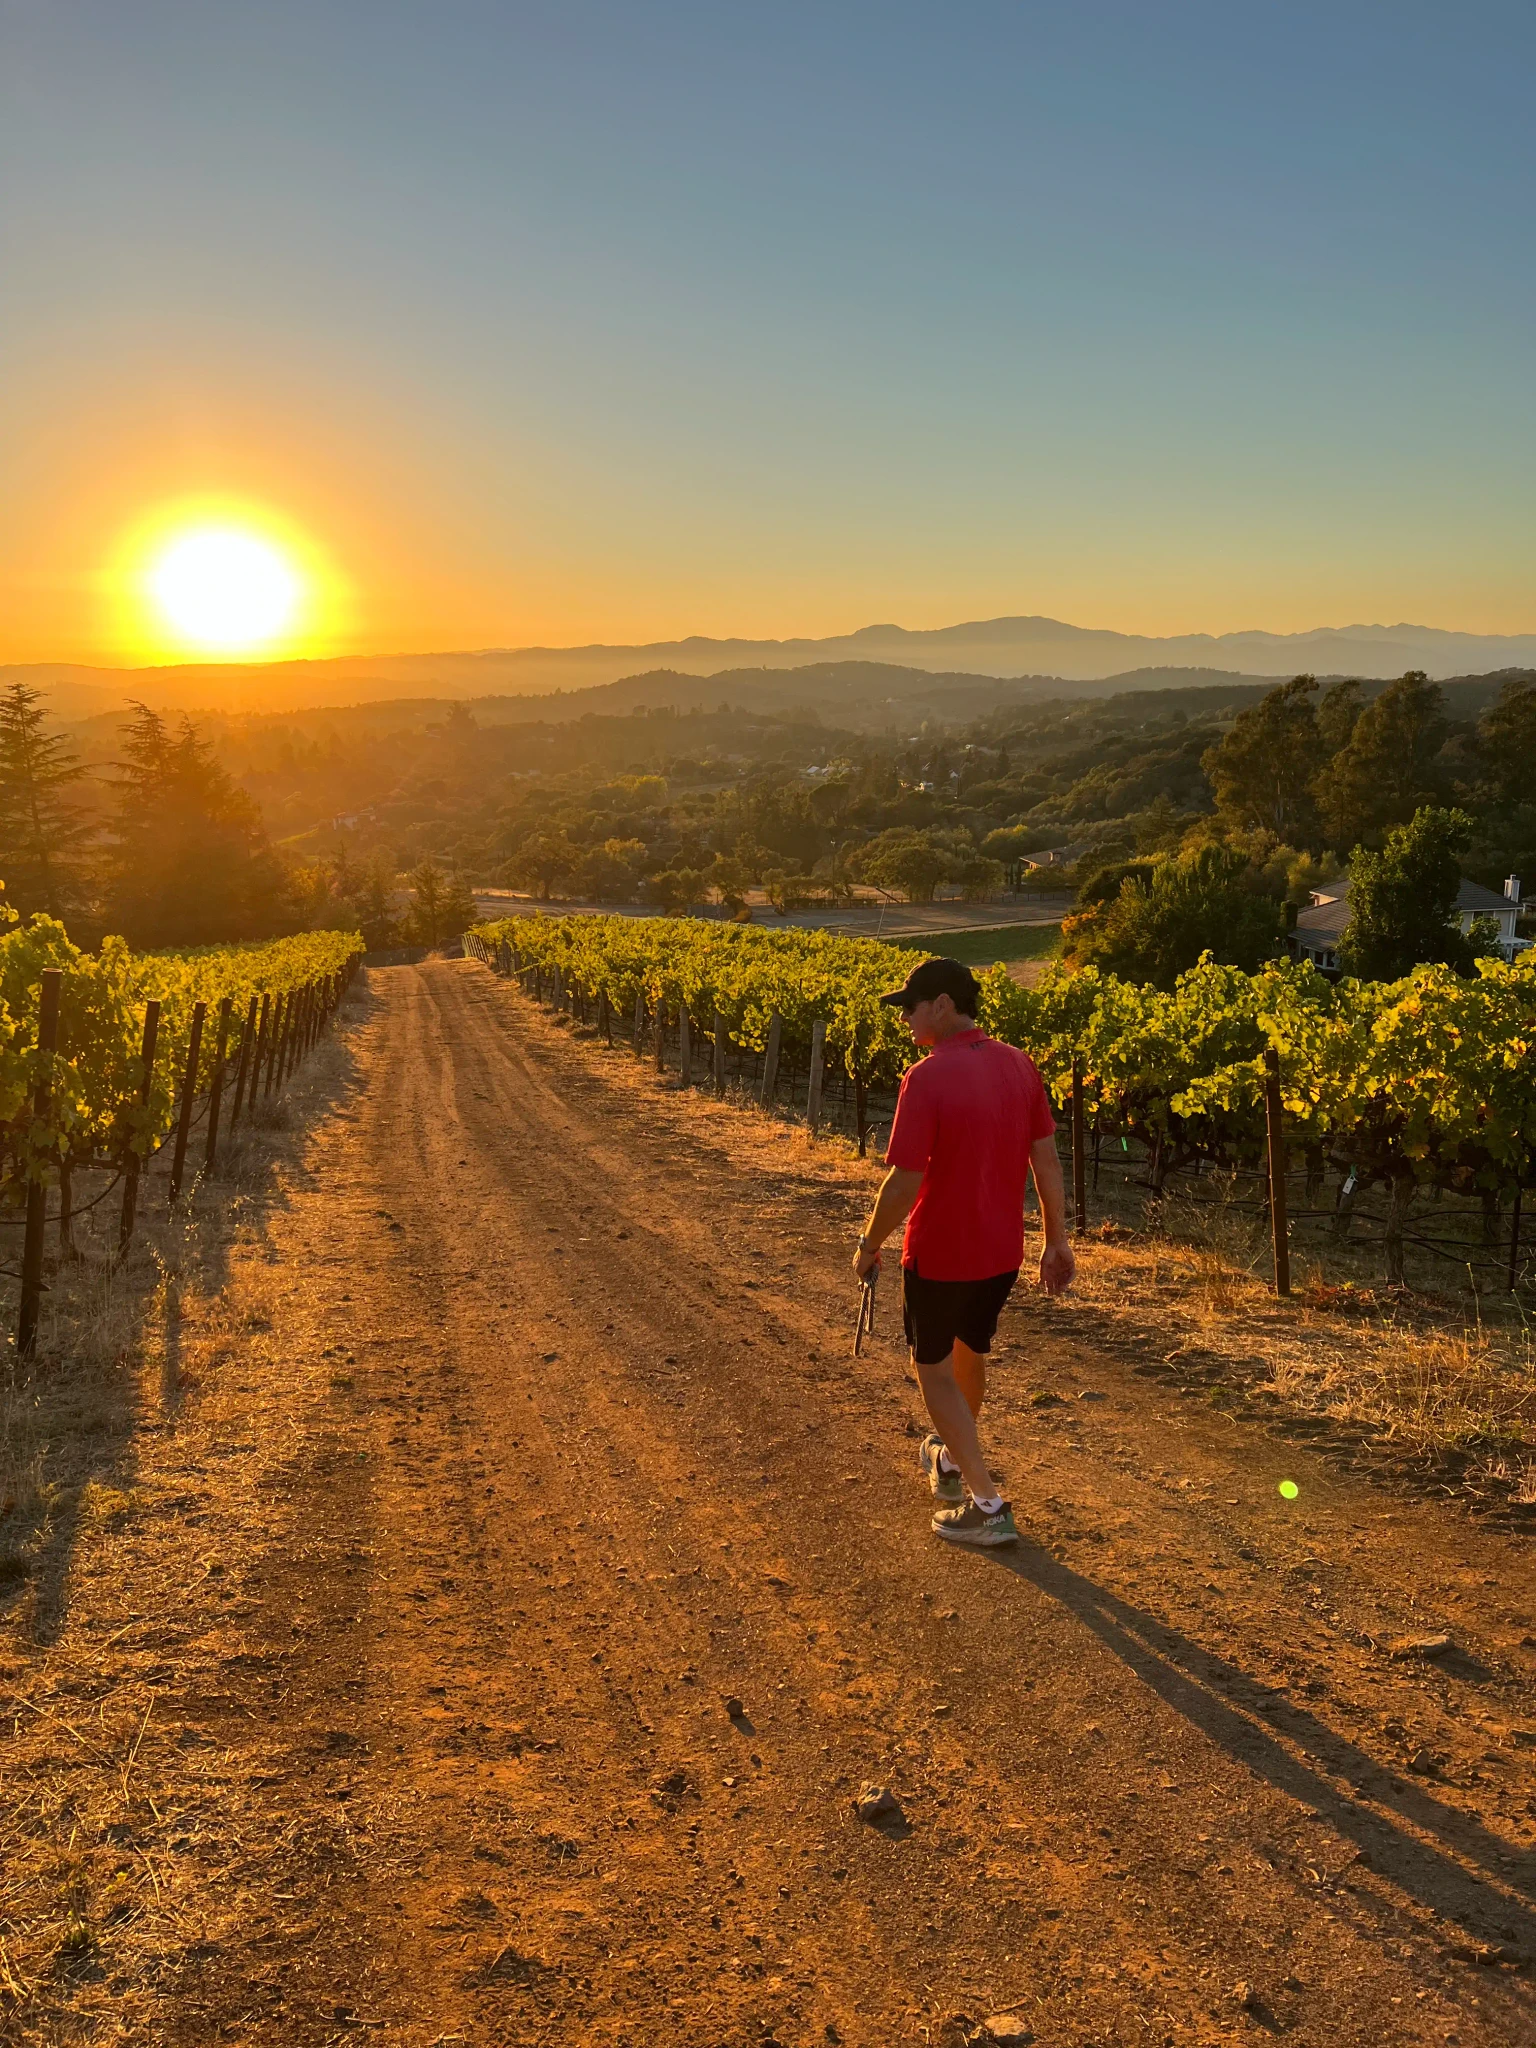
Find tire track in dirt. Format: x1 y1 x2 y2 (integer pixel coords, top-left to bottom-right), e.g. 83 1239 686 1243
156 959 1534 2047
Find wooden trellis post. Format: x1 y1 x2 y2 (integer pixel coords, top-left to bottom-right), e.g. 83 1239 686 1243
275 991 295 1089
1071 1057 1088 1236
806 1019 826 1133
263 993 284 1098
713 1008 728 1096
169 1001 207 1202
251 993 273 1108
119 1000 160 1253
290 985 307 1076
276 988 294 1088
759 1010 782 1110
678 1005 692 1087
17 969 62 1358
229 994 259 1128
203 996 233 1175
1263 1047 1290 1297
1508 1185 1523 1294
632 987 646 1057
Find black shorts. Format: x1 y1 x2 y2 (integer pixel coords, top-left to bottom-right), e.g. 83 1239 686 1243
901 1267 1020 1367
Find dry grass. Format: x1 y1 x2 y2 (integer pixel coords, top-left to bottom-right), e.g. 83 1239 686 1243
1267 1316 1536 1477
1 1171 224 1592
1054 1179 1536 1509
0 993 371 2043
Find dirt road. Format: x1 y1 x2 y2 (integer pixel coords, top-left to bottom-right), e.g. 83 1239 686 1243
12 958 1534 2046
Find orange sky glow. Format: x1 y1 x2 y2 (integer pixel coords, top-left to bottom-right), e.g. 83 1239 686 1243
3 7 1532 677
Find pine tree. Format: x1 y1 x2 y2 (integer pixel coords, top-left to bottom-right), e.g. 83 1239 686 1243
1316 677 1364 757
1313 672 1449 849
356 856 402 949
1478 678 1536 807
100 705 291 946
406 862 447 946
0 680 90 920
1201 674 1320 839
405 860 477 947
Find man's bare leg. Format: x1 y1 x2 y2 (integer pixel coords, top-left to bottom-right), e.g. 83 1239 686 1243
953 1340 986 1420
916 1350 999 1504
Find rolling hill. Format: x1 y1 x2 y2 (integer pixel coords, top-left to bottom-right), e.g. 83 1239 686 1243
9 613 1536 721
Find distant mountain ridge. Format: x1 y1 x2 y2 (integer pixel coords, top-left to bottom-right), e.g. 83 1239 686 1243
9 613 1536 720
50 661 1528 751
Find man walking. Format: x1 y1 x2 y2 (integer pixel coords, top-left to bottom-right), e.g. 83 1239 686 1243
852 958 1073 1546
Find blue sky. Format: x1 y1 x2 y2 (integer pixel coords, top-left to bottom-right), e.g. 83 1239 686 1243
3 0 1533 658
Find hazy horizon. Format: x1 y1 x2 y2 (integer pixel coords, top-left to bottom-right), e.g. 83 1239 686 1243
11 608 1536 726
12 607 1536 675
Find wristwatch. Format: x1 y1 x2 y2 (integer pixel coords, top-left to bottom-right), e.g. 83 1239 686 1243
857 1233 875 1251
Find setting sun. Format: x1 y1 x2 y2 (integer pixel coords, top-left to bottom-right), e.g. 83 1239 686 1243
109 498 343 663
148 527 301 652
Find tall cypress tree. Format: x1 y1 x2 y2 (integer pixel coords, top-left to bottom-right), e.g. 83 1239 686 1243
0 680 90 920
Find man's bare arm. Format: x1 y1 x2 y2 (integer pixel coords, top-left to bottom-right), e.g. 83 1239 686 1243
852 1166 925 1278
1030 1134 1075 1293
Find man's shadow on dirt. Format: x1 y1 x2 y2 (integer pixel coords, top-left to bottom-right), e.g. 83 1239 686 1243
983 1542 1535 1962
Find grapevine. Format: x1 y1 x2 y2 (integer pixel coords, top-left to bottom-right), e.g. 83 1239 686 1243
475 912 1536 1201
0 918 362 1200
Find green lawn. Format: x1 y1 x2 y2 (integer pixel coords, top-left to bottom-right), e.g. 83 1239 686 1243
893 922 1062 967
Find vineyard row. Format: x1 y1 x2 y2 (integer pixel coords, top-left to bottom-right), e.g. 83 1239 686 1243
469 913 1535 1293
1 919 363 1357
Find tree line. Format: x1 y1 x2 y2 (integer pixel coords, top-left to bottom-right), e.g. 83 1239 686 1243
0 682 473 951
1059 670 1534 986
4 666 1531 979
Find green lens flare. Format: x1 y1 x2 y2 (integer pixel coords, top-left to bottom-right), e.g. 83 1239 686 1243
1278 1479 1300 1500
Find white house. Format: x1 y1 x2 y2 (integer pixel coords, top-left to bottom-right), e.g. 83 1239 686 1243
1291 874 1527 973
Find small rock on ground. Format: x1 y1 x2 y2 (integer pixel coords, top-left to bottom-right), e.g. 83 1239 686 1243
1385 1631 1453 1659
853 1783 904 1826
981 2015 1034 2044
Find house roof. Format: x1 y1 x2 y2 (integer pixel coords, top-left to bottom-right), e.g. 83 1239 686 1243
1294 898 1352 938
1456 878 1516 912
1307 876 1515 915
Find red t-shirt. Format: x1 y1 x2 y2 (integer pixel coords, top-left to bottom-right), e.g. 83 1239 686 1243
885 1028 1056 1282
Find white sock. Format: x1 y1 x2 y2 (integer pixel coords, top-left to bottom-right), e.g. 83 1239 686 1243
937 1447 959 1475
971 1491 1004 1516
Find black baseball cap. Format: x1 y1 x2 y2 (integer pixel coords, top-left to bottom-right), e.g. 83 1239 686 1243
878 956 980 1015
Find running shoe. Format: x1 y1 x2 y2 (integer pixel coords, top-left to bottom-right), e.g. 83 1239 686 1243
918 1432 964 1505
932 1499 1020 1547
